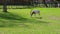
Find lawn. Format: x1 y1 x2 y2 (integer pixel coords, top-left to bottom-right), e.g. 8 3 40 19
0 8 60 34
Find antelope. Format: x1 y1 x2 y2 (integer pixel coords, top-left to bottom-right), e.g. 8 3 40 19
30 10 40 17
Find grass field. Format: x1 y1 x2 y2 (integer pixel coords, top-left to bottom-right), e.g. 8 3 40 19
0 8 60 34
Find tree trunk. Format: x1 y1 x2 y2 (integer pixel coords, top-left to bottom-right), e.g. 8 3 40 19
43 0 48 7
3 0 7 12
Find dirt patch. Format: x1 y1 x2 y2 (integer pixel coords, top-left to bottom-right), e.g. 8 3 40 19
48 16 60 20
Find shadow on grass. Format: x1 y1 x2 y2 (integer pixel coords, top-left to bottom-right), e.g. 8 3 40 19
0 12 49 27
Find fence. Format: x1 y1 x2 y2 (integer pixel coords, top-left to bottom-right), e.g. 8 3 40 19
0 1 60 9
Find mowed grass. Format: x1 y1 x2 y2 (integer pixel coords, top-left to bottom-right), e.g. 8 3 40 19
0 8 60 34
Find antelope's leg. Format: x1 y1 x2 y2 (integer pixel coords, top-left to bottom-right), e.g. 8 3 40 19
38 12 40 17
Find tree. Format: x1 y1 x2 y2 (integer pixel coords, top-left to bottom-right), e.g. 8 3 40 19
43 0 48 7
3 0 8 12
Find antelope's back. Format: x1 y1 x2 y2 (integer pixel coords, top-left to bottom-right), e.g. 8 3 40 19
32 10 40 13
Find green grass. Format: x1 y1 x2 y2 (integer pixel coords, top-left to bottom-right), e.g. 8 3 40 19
0 8 60 34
